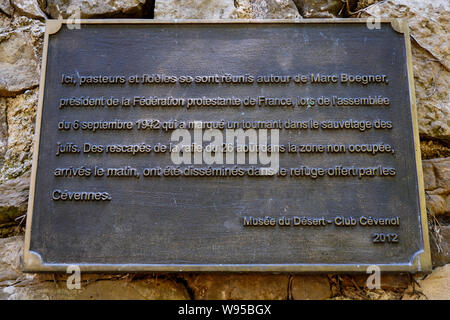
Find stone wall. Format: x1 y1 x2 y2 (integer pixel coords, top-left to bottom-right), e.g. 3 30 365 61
0 0 448 300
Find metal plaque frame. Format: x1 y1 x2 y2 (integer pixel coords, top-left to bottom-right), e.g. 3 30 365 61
23 19 431 273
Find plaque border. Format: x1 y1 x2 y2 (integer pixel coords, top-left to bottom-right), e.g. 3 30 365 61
23 19 432 273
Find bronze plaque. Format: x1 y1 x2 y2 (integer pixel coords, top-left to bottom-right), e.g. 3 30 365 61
24 20 431 273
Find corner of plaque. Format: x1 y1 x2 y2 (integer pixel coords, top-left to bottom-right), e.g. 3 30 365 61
409 249 432 274
22 250 44 272
389 18 408 34
46 19 63 35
